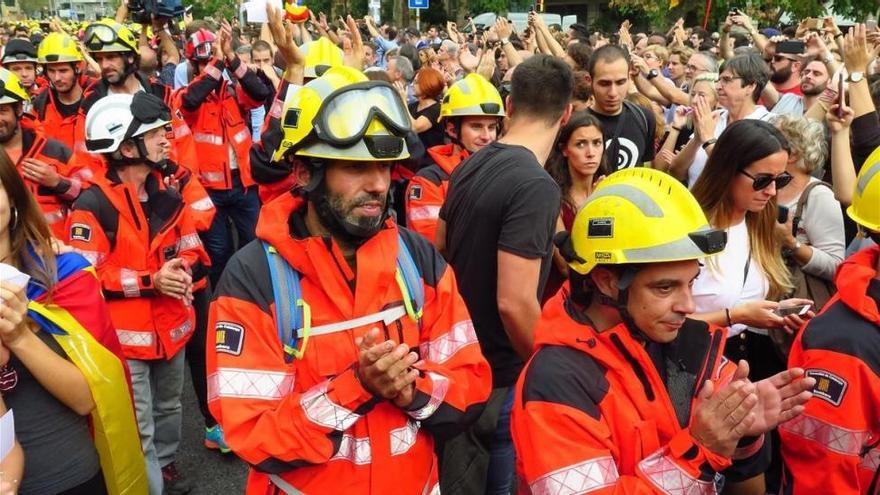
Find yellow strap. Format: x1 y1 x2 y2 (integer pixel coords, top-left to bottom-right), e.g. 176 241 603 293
395 269 423 322
28 302 148 495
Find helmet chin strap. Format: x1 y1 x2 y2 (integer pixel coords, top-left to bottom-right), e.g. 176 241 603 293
595 266 649 341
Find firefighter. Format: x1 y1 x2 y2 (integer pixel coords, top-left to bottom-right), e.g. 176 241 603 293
32 31 92 152
207 66 492 494
1 38 40 104
175 22 271 287
75 19 198 178
779 149 880 494
69 91 210 495
0 68 86 239
404 73 503 244
511 167 815 494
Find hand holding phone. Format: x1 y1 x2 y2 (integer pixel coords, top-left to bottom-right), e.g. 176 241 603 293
775 304 811 317
837 73 846 118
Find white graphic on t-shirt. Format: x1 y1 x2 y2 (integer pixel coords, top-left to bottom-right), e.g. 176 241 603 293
606 137 640 170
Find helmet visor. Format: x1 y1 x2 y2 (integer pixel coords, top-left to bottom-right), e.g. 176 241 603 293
192 42 213 60
84 24 120 51
314 82 411 146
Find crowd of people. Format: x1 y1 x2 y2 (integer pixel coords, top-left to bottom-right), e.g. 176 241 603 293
0 4 878 495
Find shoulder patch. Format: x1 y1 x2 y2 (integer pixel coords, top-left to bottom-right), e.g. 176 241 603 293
70 223 92 242
807 369 847 406
409 185 422 201
215 321 245 356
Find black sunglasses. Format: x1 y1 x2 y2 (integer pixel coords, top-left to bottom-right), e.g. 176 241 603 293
738 170 793 191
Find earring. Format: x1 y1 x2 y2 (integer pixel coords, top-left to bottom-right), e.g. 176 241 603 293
9 207 18 232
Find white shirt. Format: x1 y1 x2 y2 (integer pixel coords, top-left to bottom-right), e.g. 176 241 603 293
693 219 770 337
687 105 776 188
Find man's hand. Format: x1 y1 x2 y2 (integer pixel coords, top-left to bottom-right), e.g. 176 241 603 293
844 24 872 73
153 258 192 300
495 17 512 41
459 45 481 73
267 4 304 68
342 15 365 70
692 95 719 144
219 20 236 61
745 365 815 436
21 158 61 188
690 360 758 457
355 328 419 401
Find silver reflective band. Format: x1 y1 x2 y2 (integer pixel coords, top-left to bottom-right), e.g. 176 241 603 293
407 371 449 421
120 268 140 298
780 414 869 455
331 434 372 464
408 206 441 222
177 233 202 251
861 447 880 471
300 380 361 431
419 320 478 364
269 475 305 494
622 231 714 263
169 320 193 342
117 329 154 347
856 161 879 194
390 420 420 456
530 456 619 495
586 184 664 218
193 132 223 146
638 449 716 494
207 368 295 401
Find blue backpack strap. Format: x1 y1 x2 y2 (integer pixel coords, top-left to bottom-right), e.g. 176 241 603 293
395 233 424 324
262 241 304 363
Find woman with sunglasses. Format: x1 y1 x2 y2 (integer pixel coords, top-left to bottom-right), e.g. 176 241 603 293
689 119 811 493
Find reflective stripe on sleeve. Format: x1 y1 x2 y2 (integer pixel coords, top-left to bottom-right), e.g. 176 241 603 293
390 420 420 456
780 414 870 456
407 371 449 421
638 449 715 494
419 320 478 365
408 205 441 222
207 367 295 401
330 434 372 465
300 380 361 431
530 456 620 495
116 329 154 347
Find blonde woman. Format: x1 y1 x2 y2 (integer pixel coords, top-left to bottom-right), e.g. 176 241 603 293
690 120 811 379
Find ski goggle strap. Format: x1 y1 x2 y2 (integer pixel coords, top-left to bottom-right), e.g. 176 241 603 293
313 81 412 147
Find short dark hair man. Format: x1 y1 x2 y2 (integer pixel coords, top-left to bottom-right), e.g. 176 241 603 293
586 44 658 171
437 54 573 494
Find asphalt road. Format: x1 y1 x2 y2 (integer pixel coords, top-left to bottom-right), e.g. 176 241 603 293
175 372 248 494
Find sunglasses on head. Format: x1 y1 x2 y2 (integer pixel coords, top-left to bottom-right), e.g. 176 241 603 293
738 169 793 190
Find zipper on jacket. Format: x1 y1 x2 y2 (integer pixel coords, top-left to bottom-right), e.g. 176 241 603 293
123 188 143 231
610 333 656 401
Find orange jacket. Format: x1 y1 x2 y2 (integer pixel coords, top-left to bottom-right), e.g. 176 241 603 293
176 57 269 191
74 74 200 181
405 144 468 244
66 166 210 360
207 192 492 494
30 75 96 151
512 286 770 494
780 245 880 495
15 117 90 239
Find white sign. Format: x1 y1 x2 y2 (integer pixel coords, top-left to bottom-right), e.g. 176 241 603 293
240 0 284 24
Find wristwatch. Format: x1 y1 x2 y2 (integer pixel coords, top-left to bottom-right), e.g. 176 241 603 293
500 37 510 46
646 69 659 80
848 71 864 83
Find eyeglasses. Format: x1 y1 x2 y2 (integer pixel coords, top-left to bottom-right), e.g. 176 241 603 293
738 169 793 190
718 75 743 85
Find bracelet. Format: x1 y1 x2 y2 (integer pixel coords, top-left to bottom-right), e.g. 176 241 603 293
701 138 717 150
671 126 683 132
725 308 733 327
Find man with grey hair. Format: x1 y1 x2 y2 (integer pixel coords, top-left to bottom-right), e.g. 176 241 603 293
437 39 464 83
387 55 415 103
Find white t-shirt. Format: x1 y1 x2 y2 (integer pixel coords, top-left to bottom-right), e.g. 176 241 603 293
693 219 770 337
687 105 776 188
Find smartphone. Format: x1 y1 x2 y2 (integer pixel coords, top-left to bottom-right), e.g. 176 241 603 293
867 19 878 32
777 205 789 224
805 17 821 30
777 40 806 55
729 8 741 16
776 304 811 317
837 75 846 117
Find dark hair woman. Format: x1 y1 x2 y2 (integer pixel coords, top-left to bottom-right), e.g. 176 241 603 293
543 111 607 302
0 148 144 495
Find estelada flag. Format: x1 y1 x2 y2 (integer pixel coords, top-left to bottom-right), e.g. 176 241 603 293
26 251 147 495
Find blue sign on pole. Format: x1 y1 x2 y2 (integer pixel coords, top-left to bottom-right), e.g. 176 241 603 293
408 0 428 9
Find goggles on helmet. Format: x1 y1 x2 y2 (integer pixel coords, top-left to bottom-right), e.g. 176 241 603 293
310 81 412 147
84 23 132 52
125 92 172 140
191 42 213 60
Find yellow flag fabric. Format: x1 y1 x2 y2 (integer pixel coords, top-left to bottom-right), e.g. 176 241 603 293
28 301 148 495
670 0 681 8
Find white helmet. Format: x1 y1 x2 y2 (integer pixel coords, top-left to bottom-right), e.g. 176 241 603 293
85 93 171 154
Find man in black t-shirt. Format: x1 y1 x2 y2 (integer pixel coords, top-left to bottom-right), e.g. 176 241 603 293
586 44 657 171
438 54 573 494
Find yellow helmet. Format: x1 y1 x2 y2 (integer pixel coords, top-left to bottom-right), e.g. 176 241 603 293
274 66 412 162
439 73 505 121
0 68 30 106
847 145 880 232
38 32 84 64
567 168 726 275
83 19 139 55
301 38 344 79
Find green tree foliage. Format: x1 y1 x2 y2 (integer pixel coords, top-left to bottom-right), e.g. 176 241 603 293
191 0 237 20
